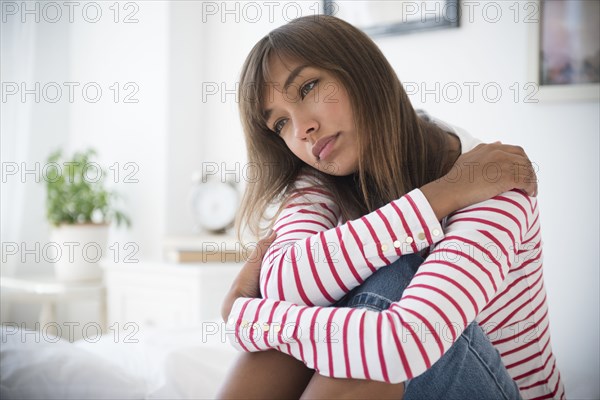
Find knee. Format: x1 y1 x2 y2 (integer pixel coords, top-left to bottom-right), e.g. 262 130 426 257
337 254 425 309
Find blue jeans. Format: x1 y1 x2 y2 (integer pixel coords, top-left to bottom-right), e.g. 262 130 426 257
335 253 522 400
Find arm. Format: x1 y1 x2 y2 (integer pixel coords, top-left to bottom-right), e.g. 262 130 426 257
261 178 444 306
227 189 536 383
262 139 538 307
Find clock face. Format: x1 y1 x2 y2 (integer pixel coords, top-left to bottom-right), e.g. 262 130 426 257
190 181 239 232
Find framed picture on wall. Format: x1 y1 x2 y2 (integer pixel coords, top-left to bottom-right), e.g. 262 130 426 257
528 0 599 101
323 0 459 37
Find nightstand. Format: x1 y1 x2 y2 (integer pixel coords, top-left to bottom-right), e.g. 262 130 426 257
102 261 243 330
0 272 106 339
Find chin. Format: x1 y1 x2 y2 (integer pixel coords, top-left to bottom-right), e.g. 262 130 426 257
318 161 357 176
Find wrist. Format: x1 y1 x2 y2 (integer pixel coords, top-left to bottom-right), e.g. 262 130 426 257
221 288 242 322
420 179 459 221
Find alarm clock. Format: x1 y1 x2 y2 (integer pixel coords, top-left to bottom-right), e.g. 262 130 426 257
189 171 240 234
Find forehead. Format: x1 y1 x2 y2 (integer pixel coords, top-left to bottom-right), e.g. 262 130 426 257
263 55 305 91
261 55 310 116
267 52 299 75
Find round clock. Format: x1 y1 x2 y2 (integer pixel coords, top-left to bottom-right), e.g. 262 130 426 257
189 172 239 233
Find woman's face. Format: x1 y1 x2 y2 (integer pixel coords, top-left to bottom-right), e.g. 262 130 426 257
262 56 359 176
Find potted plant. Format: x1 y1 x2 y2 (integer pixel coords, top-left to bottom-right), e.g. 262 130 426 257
45 148 130 282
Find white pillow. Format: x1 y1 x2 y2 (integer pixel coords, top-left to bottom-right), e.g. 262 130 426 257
0 326 147 400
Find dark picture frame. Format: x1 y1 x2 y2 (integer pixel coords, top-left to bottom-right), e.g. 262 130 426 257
323 0 459 37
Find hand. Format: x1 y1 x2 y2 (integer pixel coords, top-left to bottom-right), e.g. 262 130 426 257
421 141 538 220
221 230 277 322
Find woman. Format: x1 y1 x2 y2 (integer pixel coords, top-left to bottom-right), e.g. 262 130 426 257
218 15 563 400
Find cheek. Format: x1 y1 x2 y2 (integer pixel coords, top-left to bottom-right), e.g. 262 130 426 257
322 79 347 101
285 139 312 163
324 98 353 127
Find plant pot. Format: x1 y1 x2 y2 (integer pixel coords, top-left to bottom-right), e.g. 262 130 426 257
49 224 109 282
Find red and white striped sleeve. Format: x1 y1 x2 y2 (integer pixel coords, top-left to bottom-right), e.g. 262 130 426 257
227 190 535 383
260 175 445 306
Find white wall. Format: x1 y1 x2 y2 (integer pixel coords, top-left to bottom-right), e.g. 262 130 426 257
66 4 169 261
175 1 599 398
165 4 206 236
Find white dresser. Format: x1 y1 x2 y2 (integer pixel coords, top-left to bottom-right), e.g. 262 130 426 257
103 261 242 330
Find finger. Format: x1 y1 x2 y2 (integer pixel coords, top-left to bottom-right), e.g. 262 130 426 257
496 143 527 157
517 162 537 183
483 140 502 148
514 164 537 196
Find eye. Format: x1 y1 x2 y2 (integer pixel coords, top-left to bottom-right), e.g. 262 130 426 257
272 118 287 136
300 79 318 99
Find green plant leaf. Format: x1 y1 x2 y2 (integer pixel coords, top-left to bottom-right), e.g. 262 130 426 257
43 148 131 228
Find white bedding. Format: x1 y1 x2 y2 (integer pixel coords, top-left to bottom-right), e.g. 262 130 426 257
0 323 239 399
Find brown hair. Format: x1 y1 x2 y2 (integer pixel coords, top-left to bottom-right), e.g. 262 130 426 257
236 15 457 241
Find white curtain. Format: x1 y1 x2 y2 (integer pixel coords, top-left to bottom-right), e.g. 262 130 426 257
1 13 72 278
1 17 37 276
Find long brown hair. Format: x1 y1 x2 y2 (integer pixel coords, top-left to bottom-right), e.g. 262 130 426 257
236 15 457 241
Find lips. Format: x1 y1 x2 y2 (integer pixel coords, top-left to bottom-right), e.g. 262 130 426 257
312 134 338 160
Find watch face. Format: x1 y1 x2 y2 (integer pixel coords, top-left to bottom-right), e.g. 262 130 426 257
190 181 239 232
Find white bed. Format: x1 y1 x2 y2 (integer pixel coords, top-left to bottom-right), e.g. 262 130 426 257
0 315 590 399
0 323 239 399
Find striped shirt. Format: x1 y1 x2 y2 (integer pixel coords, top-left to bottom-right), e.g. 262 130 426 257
226 121 565 400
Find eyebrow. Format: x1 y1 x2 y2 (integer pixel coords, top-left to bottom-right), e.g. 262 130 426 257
262 64 309 123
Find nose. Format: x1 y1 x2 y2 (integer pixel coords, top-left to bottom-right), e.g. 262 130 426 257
293 115 319 143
